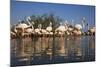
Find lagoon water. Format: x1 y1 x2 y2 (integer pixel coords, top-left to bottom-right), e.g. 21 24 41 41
11 36 95 66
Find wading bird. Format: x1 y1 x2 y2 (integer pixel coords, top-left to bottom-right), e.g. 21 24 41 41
73 24 82 35
34 24 42 35
46 22 53 36
55 23 67 36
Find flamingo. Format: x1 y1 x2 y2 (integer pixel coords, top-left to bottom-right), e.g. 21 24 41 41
67 25 74 35
26 17 34 33
34 24 42 35
25 23 34 33
15 17 34 38
88 27 95 35
11 24 18 34
16 22 30 37
11 24 18 39
55 23 67 36
75 24 82 30
67 20 74 33
41 29 47 34
73 24 82 35
46 22 53 36
25 17 35 37
11 31 16 39
73 17 85 35
64 23 70 35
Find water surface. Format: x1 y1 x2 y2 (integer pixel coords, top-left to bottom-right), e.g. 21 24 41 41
11 36 95 66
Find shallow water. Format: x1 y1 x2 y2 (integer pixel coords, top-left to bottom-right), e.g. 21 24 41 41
11 36 95 66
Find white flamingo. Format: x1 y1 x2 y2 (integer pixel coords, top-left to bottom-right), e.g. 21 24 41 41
88 27 95 35
46 22 53 35
75 24 82 30
25 17 34 33
63 23 70 35
73 24 83 35
16 22 30 37
41 29 47 35
73 17 85 35
25 23 34 33
67 24 74 35
15 17 34 37
24 17 35 37
11 24 18 34
35 24 42 35
67 20 74 33
55 23 66 35
11 31 16 38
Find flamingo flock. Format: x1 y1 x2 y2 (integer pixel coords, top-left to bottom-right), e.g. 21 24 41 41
11 17 95 39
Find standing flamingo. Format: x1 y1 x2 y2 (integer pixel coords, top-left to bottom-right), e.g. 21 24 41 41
73 24 82 35
15 17 33 38
16 21 30 37
67 25 74 35
46 22 53 36
88 27 95 35
25 17 35 37
34 24 42 35
73 17 86 36
25 22 34 33
55 23 66 36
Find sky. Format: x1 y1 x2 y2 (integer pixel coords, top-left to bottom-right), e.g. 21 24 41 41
11 0 95 28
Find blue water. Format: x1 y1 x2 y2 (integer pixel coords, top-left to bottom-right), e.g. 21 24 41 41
11 36 95 66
